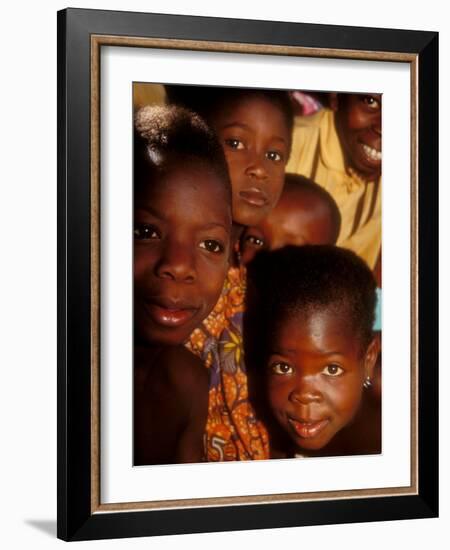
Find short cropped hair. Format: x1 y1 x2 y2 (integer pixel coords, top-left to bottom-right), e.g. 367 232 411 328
165 85 294 152
284 173 341 244
249 245 377 350
134 104 231 198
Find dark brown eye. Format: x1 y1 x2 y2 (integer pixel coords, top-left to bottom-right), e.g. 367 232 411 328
199 239 225 254
270 362 294 375
245 234 265 248
322 364 344 377
224 138 244 150
362 95 380 110
134 224 159 240
266 150 283 162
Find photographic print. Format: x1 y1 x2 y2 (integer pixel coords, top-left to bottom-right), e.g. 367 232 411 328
132 83 382 466
57 8 438 541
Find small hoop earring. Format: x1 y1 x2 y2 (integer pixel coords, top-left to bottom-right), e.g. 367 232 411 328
363 377 372 389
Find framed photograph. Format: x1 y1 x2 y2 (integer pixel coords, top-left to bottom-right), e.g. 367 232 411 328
57 7 438 541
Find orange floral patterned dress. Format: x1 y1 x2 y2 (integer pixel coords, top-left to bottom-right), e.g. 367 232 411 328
186 264 269 461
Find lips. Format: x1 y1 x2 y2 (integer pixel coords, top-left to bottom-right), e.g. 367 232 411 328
239 187 269 207
288 416 330 440
143 297 199 328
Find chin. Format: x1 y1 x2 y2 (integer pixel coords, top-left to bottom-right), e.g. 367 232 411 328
235 207 270 228
353 159 381 180
294 438 330 453
138 325 192 347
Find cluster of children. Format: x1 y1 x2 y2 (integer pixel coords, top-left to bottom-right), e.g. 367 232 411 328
133 84 382 465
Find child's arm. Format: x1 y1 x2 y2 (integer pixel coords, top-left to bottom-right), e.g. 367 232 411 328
164 346 209 463
134 345 208 465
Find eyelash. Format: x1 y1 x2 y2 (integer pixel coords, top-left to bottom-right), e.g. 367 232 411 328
134 226 224 256
199 239 225 254
134 223 160 240
224 138 244 150
362 95 380 110
268 362 344 378
270 362 294 376
266 151 283 162
322 364 344 377
224 139 284 162
245 235 265 247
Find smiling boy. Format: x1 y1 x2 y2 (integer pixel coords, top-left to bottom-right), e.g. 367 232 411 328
286 93 382 270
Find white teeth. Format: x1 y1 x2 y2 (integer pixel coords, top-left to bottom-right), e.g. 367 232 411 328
362 143 382 161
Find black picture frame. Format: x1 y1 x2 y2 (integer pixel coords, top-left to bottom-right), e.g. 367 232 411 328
57 7 438 542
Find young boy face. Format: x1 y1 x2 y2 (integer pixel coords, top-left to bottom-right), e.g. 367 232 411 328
210 96 291 227
266 307 377 452
241 191 336 265
334 93 382 181
134 159 231 346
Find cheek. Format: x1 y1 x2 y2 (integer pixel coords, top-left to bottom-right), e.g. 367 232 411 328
346 108 370 131
328 380 364 417
267 377 291 410
197 258 228 308
134 246 157 281
222 152 245 188
241 246 258 265
267 168 285 201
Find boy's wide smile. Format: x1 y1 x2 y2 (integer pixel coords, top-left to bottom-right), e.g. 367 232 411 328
335 93 382 180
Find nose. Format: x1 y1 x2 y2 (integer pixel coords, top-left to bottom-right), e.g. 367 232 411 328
289 377 322 405
245 151 268 181
154 239 196 283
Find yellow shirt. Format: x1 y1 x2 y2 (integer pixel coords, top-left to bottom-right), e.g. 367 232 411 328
286 108 381 269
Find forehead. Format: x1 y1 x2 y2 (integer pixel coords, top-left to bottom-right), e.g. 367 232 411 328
212 94 290 135
265 191 332 233
272 306 362 355
136 158 231 215
275 188 325 216
138 156 226 196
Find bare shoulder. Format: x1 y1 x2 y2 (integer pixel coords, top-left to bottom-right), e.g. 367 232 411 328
156 345 208 397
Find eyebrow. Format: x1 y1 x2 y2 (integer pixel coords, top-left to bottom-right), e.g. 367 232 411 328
270 348 345 357
134 205 164 220
220 122 288 144
135 207 230 232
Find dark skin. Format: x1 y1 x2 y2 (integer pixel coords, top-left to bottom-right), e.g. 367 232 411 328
330 93 382 182
266 307 379 458
134 158 231 346
240 187 337 265
209 96 291 228
134 157 232 464
331 93 382 284
134 344 208 465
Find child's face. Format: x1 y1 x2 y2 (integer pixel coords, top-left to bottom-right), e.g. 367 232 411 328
241 193 335 265
334 93 382 181
210 96 291 227
134 160 231 346
266 308 377 452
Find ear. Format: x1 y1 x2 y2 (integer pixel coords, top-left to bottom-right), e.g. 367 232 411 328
329 92 339 112
363 336 380 382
